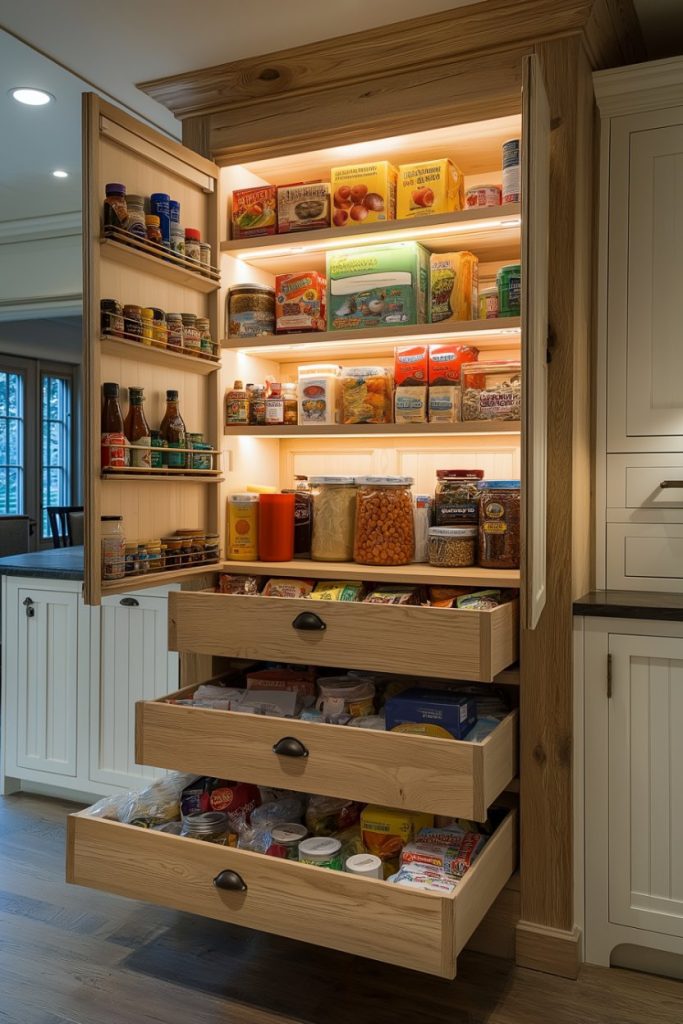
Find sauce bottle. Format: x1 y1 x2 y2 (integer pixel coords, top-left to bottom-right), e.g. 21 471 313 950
159 389 187 468
101 382 128 468
124 387 152 469
225 380 249 425
265 381 284 425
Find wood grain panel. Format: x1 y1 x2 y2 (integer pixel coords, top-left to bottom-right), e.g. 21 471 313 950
515 921 581 979
212 559 521 589
167 592 519 681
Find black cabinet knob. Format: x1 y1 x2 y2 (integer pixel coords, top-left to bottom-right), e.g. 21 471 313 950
273 736 309 759
213 869 247 892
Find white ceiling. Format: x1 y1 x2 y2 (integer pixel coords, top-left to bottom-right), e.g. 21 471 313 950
0 0 682 228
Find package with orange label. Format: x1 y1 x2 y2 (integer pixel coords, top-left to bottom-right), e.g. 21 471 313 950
361 804 434 877
231 186 277 238
430 251 479 323
428 343 480 385
394 345 428 386
275 271 326 333
330 162 397 227
397 159 465 219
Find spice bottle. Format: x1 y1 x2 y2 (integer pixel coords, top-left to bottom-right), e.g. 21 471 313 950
101 515 125 580
258 493 295 561
181 313 201 354
166 312 183 350
150 193 170 249
125 194 146 239
225 380 249 425
170 223 185 258
141 306 155 346
159 389 187 469
101 382 128 468
184 228 201 264
124 387 152 469
103 183 127 232
150 308 168 349
122 304 143 340
145 214 162 246
100 298 124 337
265 381 284 425
227 494 259 560
282 476 312 557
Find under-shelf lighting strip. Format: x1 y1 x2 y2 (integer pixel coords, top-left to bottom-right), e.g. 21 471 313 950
233 326 522 358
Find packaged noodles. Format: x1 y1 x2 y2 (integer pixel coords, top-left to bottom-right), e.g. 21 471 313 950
430 251 479 323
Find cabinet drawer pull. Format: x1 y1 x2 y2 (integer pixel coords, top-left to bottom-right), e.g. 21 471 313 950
273 736 309 759
23 597 34 618
120 597 139 607
660 480 683 489
292 611 326 632
213 869 247 893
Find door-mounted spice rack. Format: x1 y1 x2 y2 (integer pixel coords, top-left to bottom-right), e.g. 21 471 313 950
101 229 220 293
101 441 223 481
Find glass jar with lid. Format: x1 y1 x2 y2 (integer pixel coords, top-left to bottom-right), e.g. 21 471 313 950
434 469 484 526
195 316 213 359
181 313 201 354
477 480 521 569
150 308 168 349
428 526 477 568
310 477 357 562
101 515 125 581
125 195 146 239
181 811 230 845
141 306 155 346
166 313 183 350
354 477 415 566
123 304 143 340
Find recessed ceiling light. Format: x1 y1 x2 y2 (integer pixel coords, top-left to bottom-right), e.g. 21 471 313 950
11 87 53 106
52 170 68 178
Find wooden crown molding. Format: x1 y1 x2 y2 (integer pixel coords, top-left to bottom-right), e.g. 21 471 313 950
595 54 683 116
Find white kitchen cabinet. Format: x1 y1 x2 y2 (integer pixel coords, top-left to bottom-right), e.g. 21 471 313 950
581 616 683 968
89 591 178 790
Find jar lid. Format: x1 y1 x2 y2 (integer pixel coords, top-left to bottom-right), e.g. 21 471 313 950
185 227 201 240
355 476 414 486
101 515 122 521
150 192 170 202
145 215 160 226
497 263 521 275
105 183 126 193
271 823 308 844
199 242 211 249
429 526 477 538
127 194 145 204
123 304 142 313
229 493 259 503
166 312 182 318
298 837 341 857
229 283 275 296
436 469 485 480
467 183 501 191
477 480 521 489
183 811 228 836
309 476 355 485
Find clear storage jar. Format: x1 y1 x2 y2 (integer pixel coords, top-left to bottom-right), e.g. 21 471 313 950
434 469 484 526
353 477 415 566
428 526 477 567
101 515 125 580
125 194 146 239
310 477 357 562
477 480 521 569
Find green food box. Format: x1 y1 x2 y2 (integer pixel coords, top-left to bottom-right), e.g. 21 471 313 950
326 242 429 331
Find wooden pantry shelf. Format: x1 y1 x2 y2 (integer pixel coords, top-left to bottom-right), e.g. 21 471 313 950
101 237 220 293
218 559 521 589
101 336 220 374
221 205 521 270
223 317 521 362
102 469 223 483
102 561 221 595
224 421 521 438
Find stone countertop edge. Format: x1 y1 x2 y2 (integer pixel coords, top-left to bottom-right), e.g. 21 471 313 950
0 546 84 581
573 589 683 622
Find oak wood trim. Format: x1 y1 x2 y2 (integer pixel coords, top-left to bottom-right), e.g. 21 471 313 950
516 920 582 978
584 0 645 69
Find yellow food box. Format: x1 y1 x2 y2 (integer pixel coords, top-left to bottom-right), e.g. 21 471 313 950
430 250 479 323
330 162 397 227
361 804 434 877
397 159 465 219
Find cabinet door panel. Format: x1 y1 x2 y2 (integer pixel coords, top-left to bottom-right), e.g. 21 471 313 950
16 588 78 776
90 594 178 788
609 634 683 936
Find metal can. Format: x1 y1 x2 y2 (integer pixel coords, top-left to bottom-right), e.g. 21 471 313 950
465 184 502 208
496 263 522 317
150 430 166 468
478 286 499 320
502 138 520 204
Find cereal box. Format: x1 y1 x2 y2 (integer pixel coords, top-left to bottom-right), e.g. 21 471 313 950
394 345 428 386
327 242 429 331
277 181 330 233
397 159 465 219
430 250 479 323
275 271 326 333
231 185 277 238
330 162 397 227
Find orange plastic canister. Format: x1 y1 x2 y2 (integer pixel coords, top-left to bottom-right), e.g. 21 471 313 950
258 493 295 561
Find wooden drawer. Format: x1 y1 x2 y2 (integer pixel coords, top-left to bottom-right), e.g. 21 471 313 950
67 807 516 979
168 591 519 683
607 454 683 513
136 688 517 820
607 523 683 591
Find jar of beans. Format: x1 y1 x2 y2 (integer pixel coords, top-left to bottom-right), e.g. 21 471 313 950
428 526 477 567
354 477 415 566
477 480 521 569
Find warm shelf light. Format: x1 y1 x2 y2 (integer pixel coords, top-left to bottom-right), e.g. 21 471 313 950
233 326 522 358
11 87 53 106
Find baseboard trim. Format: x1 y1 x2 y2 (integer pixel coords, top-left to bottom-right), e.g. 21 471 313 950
516 921 582 979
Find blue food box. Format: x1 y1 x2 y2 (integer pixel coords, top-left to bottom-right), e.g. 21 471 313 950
385 688 477 740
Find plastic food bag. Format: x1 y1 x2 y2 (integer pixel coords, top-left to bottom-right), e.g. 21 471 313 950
90 772 198 827
305 795 363 836
251 797 305 828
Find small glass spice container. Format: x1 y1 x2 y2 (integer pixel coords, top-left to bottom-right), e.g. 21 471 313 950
123 304 143 340
166 312 183 350
184 228 201 264
477 480 521 569
199 241 212 276
124 543 139 576
248 385 267 425
163 536 182 568
101 298 124 337
181 811 230 845
125 195 146 239
145 214 162 246
204 533 220 561
354 477 415 566
170 222 185 258
195 316 213 359
146 539 162 572
137 541 149 573
104 183 128 232
434 469 484 526
428 526 477 568
141 306 155 346
181 313 201 354
150 308 168 349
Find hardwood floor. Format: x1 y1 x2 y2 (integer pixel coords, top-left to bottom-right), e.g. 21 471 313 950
1 793 682 1024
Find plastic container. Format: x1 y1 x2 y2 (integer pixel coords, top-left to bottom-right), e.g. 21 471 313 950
434 469 484 526
298 837 343 870
354 477 415 566
340 366 392 424
125 195 146 239
428 526 477 567
310 477 357 562
477 480 521 569
228 494 259 561
345 854 383 878
496 263 521 317
101 515 125 581
271 823 308 859
298 363 340 425
258 493 295 561
461 361 521 422
181 812 230 845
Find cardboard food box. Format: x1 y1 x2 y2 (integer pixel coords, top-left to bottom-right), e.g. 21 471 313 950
385 687 477 740
275 271 326 332
397 159 465 219
428 385 461 423
395 386 427 424
430 251 479 323
327 242 429 331
277 182 331 233
361 805 434 877
428 343 480 385
330 162 397 227
231 185 277 238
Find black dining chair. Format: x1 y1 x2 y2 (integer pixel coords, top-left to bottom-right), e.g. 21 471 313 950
47 506 84 548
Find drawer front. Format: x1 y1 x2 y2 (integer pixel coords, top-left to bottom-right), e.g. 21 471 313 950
168 592 519 682
607 523 683 591
67 809 516 979
607 454 683 513
136 696 518 820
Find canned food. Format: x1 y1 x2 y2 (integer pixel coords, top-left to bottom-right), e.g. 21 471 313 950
465 184 502 208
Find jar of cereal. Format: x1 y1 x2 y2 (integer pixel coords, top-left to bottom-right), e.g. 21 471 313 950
354 477 414 566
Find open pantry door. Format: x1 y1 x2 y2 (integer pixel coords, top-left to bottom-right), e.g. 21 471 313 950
520 55 550 631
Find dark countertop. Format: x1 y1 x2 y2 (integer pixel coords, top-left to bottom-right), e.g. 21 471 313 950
0 546 84 581
574 589 683 622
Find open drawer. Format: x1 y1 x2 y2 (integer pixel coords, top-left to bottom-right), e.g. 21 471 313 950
168 591 519 682
136 689 518 820
67 807 516 979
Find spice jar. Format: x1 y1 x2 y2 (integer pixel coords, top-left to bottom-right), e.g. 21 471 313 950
195 316 213 359
122 304 143 340
228 493 259 560
434 469 484 526
428 526 477 567
181 313 201 354
248 385 267 425
150 308 168 349
354 477 415 566
310 477 357 562
137 541 149 574
184 227 201 264
104 183 128 232
166 312 183 350
150 193 170 249
163 536 182 568
141 306 155 346
204 533 220 561
259 493 295 561
145 214 162 246
125 194 146 239
477 480 521 569
124 543 139 576
227 284 276 338
199 241 212 275
100 298 124 337
170 222 185 259
101 515 125 580
181 811 230 845
147 540 162 572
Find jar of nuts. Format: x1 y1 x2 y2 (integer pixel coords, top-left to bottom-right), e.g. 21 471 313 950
428 526 477 568
354 477 415 566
